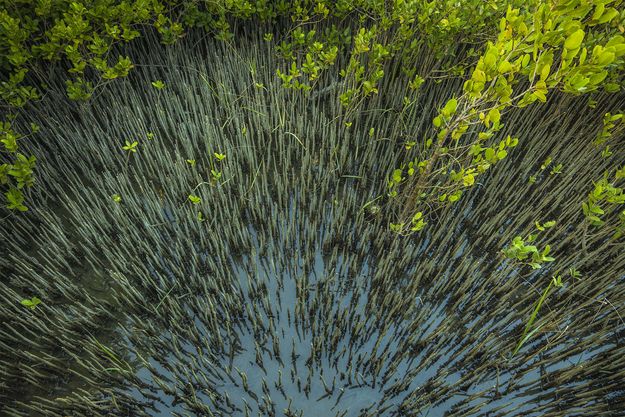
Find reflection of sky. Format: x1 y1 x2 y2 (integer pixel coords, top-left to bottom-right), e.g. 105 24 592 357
118 207 596 417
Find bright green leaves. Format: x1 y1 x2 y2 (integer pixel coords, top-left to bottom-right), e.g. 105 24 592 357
462 173 475 187
122 140 138 153
5 188 28 211
1 121 36 212
0 0 175 110
582 200 605 226
450 167 479 188
353 27 372 54
276 28 340 93
582 173 625 235
302 53 321 81
20 296 41 310
0 163 8 185
441 98 458 117
408 74 425 91
564 29 585 51
505 219 578 359
447 190 462 203
410 211 427 231
155 13 185 44
102 56 134 80
532 80 549 102
151 80 166 89
188 194 201 205
589 5 620 25
211 169 222 181
486 108 501 129
335 26 388 106
389 212 427 234
483 43 498 71
503 220 557 269
503 235 556 270
504 236 538 261
112 194 122 203
7 153 36 189
432 97 458 129
498 60 513 74
214 152 226 161
392 168 403 184
387 168 402 197
594 45 615 66
470 135 517 177
65 78 93 101
388 160 425 198
535 220 556 231
1 121 20 153
392 0 624 234
276 62 310 92
527 155 564 184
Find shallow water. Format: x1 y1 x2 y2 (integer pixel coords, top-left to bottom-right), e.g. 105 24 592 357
1 28 624 417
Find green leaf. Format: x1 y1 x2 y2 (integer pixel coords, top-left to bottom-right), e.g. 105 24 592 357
448 190 462 202
21 296 41 310
122 141 138 152
442 98 458 116
498 60 512 74
564 29 585 50
533 89 547 102
392 169 403 183
597 51 615 66
6 188 27 211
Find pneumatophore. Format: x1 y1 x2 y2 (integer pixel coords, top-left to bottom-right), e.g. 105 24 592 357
1 29 624 417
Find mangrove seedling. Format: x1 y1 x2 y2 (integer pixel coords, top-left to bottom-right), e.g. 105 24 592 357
20 297 41 310
122 140 138 153
151 80 165 89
